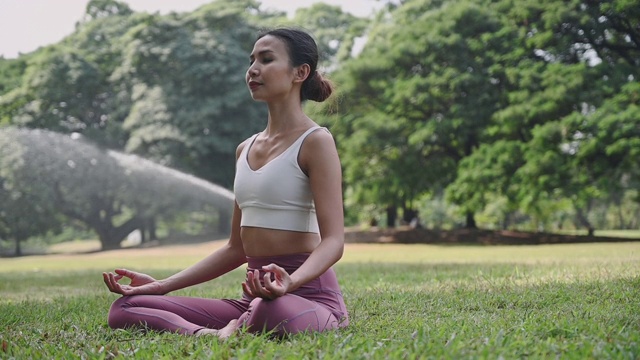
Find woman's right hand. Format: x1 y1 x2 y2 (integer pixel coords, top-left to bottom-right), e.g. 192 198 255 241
102 269 166 296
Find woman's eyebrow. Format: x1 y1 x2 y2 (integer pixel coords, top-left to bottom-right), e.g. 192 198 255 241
250 49 275 60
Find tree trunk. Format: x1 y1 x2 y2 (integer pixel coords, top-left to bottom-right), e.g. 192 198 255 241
98 231 121 251
97 216 143 251
465 211 477 229
402 207 417 225
14 238 22 257
139 217 157 243
149 218 157 241
140 222 147 243
617 204 626 229
575 208 595 236
386 206 397 228
501 212 511 230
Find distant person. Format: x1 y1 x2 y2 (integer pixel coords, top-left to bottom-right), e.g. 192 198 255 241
102 27 348 338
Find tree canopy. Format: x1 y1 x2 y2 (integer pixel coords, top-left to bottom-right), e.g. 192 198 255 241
316 0 639 229
0 0 638 253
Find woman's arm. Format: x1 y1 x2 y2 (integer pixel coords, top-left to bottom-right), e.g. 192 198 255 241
290 129 344 288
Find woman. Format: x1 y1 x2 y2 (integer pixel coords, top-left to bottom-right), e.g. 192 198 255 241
103 28 348 338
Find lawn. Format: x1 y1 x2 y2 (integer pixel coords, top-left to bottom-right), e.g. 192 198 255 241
1 241 639 359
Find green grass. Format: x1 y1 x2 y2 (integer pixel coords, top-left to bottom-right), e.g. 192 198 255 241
1 241 639 359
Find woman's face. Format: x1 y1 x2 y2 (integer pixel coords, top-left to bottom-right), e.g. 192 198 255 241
246 35 298 102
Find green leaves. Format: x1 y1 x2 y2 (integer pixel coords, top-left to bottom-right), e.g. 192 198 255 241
326 0 515 225
320 0 640 229
1 0 638 232
110 5 265 187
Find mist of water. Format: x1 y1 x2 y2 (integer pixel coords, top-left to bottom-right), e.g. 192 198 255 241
0 127 235 236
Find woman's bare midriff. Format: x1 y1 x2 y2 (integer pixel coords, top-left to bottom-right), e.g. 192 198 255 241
240 226 321 257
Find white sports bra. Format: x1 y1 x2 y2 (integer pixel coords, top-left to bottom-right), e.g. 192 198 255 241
234 126 326 233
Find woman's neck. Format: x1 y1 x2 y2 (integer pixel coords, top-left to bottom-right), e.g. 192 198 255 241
264 100 312 135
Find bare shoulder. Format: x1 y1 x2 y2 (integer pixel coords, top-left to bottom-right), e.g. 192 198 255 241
304 127 337 151
236 136 253 160
300 127 340 171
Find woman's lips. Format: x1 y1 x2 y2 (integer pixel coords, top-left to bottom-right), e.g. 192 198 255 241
248 80 262 90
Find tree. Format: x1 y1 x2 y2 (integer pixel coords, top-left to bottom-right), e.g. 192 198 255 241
447 0 639 232
573 81 640 230
82 0 133 21
446 140 526 229
0 127 234 251
0 135 62 256
322 0 514 227
0 0 143 149
0 0 271 189
111 1 267 187
0 56 29 96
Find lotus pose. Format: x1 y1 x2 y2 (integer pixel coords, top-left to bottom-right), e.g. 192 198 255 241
103 27 348 338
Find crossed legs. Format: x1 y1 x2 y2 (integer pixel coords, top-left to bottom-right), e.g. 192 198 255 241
108 293 340 337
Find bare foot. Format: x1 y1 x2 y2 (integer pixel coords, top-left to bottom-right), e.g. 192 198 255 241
217 319 239 339
195 320 239 339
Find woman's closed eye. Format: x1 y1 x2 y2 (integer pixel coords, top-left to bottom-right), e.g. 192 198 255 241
249 57 273 66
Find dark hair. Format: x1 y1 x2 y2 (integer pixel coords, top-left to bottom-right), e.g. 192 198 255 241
258 28 333 102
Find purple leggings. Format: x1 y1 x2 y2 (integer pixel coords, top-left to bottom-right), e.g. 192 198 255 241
107 253 349 336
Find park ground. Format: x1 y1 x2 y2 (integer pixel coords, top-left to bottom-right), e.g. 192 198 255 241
1 230 638 359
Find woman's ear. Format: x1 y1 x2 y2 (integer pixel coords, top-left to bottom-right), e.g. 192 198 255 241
293 64 311 83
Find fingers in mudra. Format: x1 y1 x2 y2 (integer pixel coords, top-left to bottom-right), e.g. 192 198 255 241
242 269 274 299
103 272 122 293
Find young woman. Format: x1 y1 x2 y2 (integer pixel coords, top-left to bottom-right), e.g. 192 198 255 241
102 28 348 338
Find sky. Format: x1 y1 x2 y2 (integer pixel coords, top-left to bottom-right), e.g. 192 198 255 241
0 0 383 59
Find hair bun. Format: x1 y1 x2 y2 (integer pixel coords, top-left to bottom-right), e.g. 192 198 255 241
302 71 334 102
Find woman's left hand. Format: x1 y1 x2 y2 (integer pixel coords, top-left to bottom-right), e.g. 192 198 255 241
242 264 292 300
